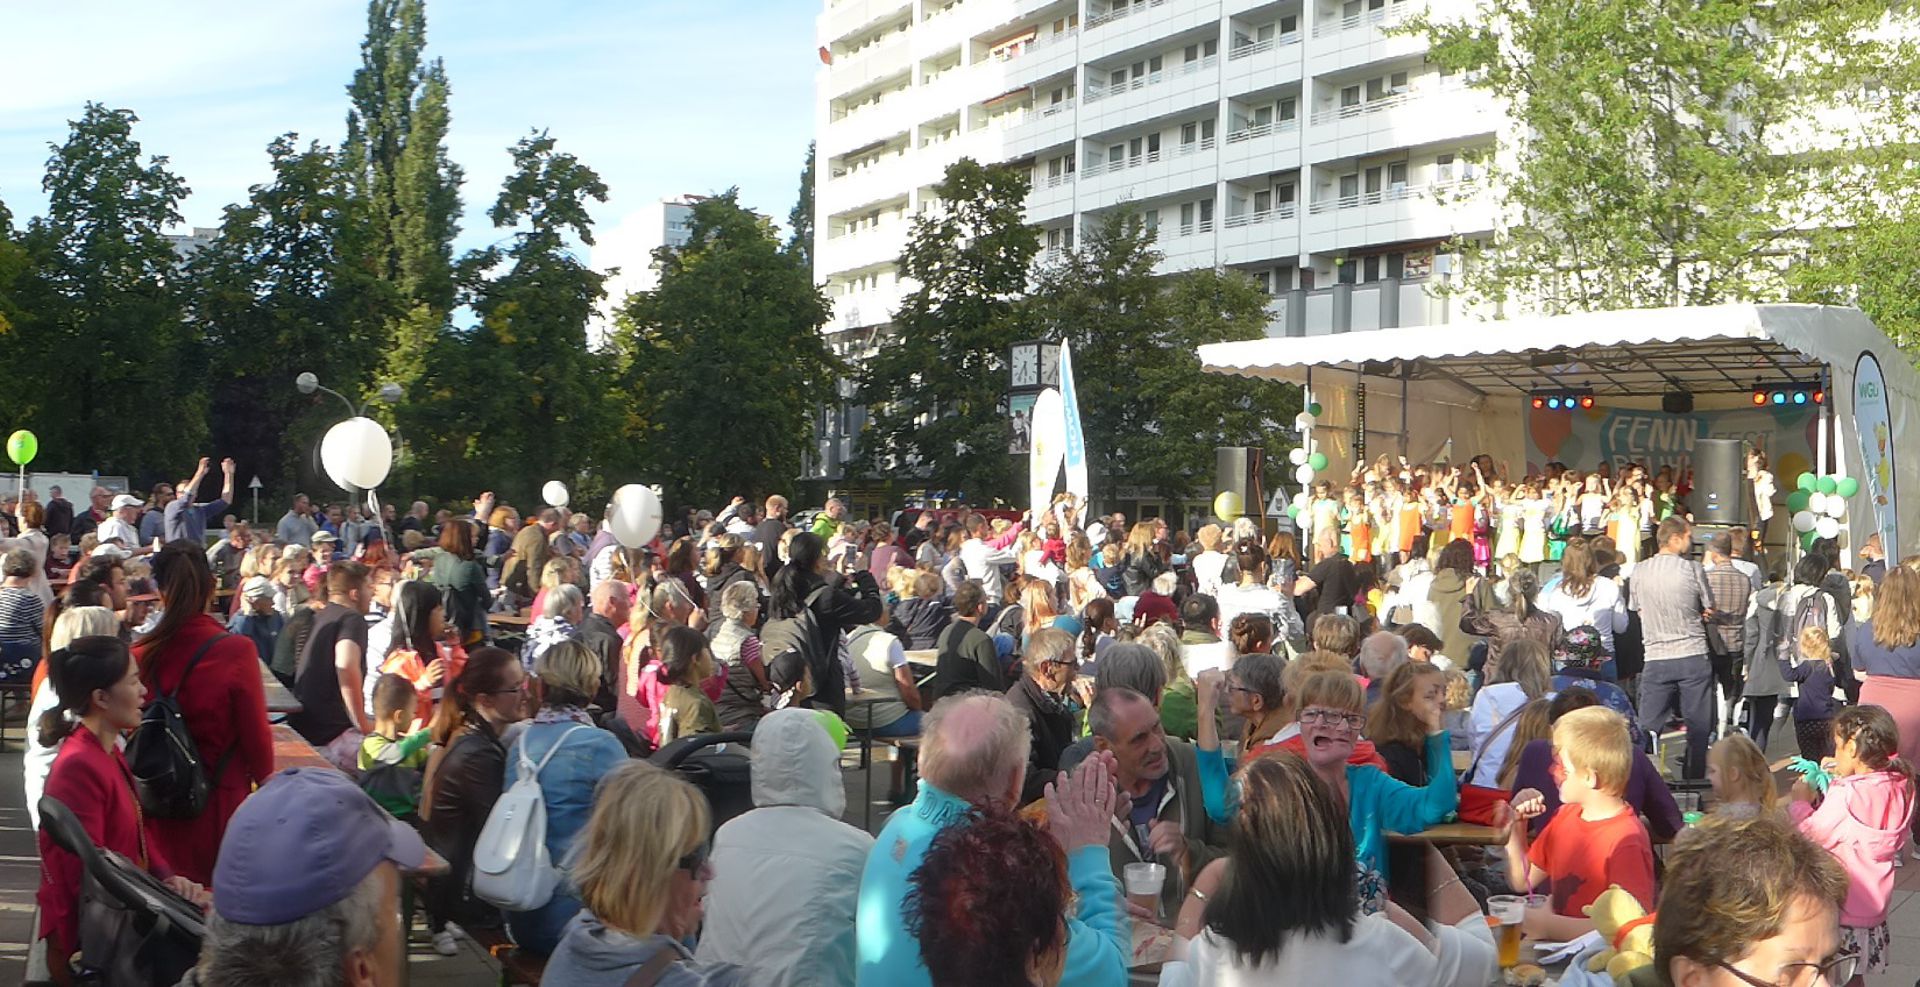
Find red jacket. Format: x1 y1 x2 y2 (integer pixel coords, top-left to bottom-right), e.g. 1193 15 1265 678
131 613 274 884
38 729 172 957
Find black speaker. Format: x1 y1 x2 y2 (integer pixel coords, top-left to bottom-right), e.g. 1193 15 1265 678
1663 391 1695 414
1692 438 1746 527
1216 447 1259 514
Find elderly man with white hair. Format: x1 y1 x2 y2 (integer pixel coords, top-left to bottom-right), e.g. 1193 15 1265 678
856 694 1130 987
1358 630 1410 708
521 582 584 671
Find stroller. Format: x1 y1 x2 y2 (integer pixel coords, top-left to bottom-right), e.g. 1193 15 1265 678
649 731 755 836
37 796 205 987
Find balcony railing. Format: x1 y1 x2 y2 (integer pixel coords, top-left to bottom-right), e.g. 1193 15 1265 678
1012 99 1076 128
1165 218 1215 239
1087 0 1166 29
1314 0 1412 36
1083 148 1161 177
1084 53 1217 102
1225 117 1300 143
1224 202 1298 228
1227 33 1302 60
1308 82 1466 126
1307 181 1419 214
1040 170 1076 188
995 27 1079 61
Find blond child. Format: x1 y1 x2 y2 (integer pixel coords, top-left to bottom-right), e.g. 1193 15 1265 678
1706 734 1777 820
1784 626 1840 760
1442 668 1473 751
1506 706 1656 939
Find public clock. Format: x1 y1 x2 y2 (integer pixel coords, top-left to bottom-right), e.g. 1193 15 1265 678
1011 342 1040 388
1039 343 1060 388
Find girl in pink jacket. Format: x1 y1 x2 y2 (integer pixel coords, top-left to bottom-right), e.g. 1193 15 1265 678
1788 704 1915 978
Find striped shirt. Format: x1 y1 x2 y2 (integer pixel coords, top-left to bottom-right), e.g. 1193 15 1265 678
1702 564 1754 655
0 587 44 644
1628 551 1711 662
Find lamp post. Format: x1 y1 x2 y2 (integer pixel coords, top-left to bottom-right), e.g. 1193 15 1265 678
297 373 404 552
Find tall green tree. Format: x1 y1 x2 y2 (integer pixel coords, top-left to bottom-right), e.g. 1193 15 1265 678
18 103 200 477
409 131 610 501
0 198 27 340
1409 0 1920 315
610 191 834 507
189 135 390 497
855 158 1037 501
786 141 815 274
1028 211 1295 498
342 0 463 396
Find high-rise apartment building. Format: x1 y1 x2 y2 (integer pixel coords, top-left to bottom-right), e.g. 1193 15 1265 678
810 0 1502 479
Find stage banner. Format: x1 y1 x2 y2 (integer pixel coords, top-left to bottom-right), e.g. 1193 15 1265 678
1526 403 1818 483
1029 388 1065 522
1853 352 1899 554
1059 341 1089 500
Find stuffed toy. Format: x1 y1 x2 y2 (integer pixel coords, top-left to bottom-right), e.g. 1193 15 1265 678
1582 884 1655 983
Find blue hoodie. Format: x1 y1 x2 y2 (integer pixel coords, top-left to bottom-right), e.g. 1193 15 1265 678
855 781 1128 987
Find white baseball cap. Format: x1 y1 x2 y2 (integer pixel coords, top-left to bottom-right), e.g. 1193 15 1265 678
109 494 142 511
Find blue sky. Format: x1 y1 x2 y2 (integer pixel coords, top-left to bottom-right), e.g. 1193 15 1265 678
0 0 820 296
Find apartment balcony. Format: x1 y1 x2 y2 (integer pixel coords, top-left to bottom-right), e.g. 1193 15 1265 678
1081 55 1220 137
1263 295 1291 336
1083 0 1221 64
822 100 914 157
1300 177 1493 254
1001 28 1082 90
1222 32 1303 96
1024 168 1078 222
830 280 907 331
1219 202 1301 265
829 34 912 100
1220 117 1302 179
1077 139 1218 210
1150 218 1218 275
820 155 915 215
1293 278 1450 335
1004 98 1079 158
1305 0 1472 76
818 222 911 279
909 127 1006 190
821 0 912 46
1304 83 1496 164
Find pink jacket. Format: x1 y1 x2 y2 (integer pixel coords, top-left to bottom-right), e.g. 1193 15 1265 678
1791 770 1915 927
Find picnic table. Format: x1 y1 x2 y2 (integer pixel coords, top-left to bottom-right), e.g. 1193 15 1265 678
1391 821 1509 846
488 612 532 629
261 662 300 714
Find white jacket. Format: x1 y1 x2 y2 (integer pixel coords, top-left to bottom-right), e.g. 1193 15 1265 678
697 709 873 987
1158 910 1495 987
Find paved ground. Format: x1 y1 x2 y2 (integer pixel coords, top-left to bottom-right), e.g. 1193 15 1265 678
3 718 1915 985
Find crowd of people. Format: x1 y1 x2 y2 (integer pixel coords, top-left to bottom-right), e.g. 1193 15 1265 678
18 450 1918 987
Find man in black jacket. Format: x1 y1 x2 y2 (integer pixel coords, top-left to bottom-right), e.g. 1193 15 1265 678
579 581 629 710
754 494 791 578
931 581 1002 702
1007 627 1081 805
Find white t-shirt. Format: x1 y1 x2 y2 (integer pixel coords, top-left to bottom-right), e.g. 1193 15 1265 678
96 517 140 549
1192 551 1230 599
1538 577 1628 654
1158 909 1496 987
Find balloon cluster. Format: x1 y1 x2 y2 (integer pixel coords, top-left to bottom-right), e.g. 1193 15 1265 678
1280 402 1325 521
1787 471 1858 549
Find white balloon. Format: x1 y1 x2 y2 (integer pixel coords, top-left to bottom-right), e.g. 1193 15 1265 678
1791 510 1817 533
1295 463 1316 485
1824 496 1847 518
1293 491 1310 507
1815 516 1840 539
1288 447 1308 466
542 480 570 509
1807 493 1825 514
319 417 392 492
1294 412 1316 431
609 483 662 548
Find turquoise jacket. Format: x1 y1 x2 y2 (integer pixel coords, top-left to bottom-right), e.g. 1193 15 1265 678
1197 730 1457 890
855 781 1128 987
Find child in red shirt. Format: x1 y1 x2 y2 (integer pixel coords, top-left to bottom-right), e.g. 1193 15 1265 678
1504 706 1656 940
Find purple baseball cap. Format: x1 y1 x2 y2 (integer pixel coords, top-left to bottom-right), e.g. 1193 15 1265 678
212 768 428 925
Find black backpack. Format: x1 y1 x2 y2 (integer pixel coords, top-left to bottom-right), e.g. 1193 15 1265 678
126 633 235 820
759 585 832 705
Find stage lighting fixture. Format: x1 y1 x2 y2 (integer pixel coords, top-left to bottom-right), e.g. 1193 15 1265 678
1751 381 1824 408
1528 388 1594 413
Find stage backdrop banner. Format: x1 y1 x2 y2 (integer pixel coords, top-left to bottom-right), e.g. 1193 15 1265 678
1854 352 1899 555
1526 403 1818 483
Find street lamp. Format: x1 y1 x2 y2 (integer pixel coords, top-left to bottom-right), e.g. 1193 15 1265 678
295 372 400 418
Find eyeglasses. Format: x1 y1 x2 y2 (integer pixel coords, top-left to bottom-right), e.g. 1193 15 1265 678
677 842 711 874
486 681 528 697
1299 708 1365 730
1714 951 1856 987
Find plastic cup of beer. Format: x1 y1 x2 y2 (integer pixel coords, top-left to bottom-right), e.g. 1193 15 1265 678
1488 894 1527 968
1123 862 1167 921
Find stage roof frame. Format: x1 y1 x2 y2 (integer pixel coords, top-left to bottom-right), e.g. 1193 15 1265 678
1196 303 1906 399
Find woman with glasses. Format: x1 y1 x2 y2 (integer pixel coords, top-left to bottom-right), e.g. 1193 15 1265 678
1160 753 1491 986
420 646 527 946
1652 814 1853 987
1193 666 1456 914
543 760 756 986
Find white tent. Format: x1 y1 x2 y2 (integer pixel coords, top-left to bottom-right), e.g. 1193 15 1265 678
1198 304 1920 560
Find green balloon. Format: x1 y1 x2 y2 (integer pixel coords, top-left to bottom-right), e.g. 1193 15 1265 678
1835 476 1860 498
1801 530 1820 551
1307 402 1323 417
5 430 35 467
1815 476 1838 495
1308 452 1329 471
1286 505 1301 519
1785 490 1812 514
1797 472 1817 492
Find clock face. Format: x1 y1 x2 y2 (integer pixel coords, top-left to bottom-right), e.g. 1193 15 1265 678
1040 344 1060 387
1011 345 1039 388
